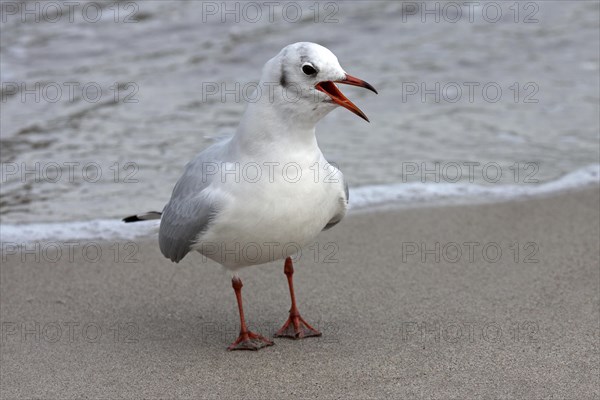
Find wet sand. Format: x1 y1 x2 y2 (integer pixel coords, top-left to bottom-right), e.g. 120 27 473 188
1 187 599 399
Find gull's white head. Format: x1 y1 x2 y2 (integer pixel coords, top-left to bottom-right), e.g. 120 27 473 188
258 42 377 126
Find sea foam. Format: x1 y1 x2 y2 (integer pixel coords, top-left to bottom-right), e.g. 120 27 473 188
1 165 598 243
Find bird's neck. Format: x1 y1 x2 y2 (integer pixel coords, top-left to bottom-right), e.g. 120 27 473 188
232 97 321 156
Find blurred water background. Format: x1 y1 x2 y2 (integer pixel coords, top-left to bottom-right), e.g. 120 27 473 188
1 0 599 231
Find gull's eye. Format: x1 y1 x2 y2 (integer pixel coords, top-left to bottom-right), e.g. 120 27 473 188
302 63 318 76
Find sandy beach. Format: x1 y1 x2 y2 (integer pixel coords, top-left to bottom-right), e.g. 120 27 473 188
1 187 598 399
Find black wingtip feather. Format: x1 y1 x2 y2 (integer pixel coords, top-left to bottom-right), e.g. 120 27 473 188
122 215 142 223
122 211 162 223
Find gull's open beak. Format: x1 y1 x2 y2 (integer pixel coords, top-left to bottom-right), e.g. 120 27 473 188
315 74 378 122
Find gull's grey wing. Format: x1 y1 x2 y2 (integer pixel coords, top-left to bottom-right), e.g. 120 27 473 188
159 147 223 263
323 175 349 231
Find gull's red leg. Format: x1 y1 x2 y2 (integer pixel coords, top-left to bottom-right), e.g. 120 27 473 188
275 257 322 339
228 275 273 351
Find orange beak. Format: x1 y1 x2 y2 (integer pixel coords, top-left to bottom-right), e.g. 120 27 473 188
315 74 378 122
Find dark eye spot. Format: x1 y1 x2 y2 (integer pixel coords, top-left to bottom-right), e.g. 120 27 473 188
302 64 317 76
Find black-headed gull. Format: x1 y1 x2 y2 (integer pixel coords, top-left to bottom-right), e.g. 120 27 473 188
124 42 377 350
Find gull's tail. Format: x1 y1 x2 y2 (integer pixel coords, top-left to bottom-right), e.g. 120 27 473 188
122 211 162 223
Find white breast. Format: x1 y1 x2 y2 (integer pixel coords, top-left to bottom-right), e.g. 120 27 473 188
193 155 346 269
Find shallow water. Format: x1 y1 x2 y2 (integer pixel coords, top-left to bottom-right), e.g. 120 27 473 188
1 1 599 225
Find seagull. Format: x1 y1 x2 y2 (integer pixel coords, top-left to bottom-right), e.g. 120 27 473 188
123 42 377 350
